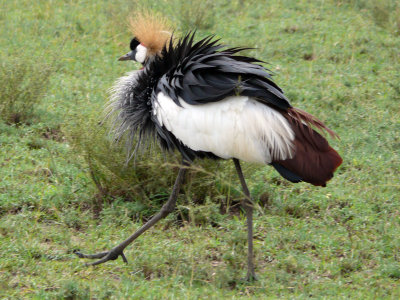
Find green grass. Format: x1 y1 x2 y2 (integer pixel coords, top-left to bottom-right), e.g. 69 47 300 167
1 0 400 298
0 58 53 125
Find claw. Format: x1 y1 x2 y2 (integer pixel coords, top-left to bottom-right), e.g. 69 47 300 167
245 272 258 282
120 252 128 263
73 249 108 259
73 249 85 258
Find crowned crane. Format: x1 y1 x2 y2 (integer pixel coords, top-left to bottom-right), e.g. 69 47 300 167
74 13 342 281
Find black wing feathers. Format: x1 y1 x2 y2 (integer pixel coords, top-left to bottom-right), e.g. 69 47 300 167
156 32 291 110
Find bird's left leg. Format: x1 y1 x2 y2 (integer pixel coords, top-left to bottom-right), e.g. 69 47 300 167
233 158 257 281
74 161 189 266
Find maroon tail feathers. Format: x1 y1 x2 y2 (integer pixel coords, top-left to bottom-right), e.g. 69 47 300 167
274 107 343 187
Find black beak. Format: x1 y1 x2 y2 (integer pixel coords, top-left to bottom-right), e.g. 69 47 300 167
118 50 136 61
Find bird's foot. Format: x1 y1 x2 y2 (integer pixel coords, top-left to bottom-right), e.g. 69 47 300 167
73 247 128 266
245 271 258 282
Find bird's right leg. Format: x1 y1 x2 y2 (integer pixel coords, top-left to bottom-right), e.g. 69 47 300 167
74 161 189 266
233 158 257 281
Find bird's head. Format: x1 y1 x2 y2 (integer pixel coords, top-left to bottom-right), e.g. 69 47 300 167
118 11 171 66
118 37 148 64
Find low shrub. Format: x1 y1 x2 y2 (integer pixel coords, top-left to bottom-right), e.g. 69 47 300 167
0 57 53 124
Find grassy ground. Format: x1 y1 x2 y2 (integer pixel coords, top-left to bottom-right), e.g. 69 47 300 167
1 0 400 298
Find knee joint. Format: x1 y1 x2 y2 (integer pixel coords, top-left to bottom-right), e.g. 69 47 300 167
161 204 175 215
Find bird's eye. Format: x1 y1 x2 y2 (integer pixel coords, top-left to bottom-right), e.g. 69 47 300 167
130 38 140 50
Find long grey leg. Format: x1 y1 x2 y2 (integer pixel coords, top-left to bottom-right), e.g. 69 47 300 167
233 158 257 281
74 161 189 266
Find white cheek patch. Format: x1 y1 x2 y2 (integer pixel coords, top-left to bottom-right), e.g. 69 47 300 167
135 44 147 63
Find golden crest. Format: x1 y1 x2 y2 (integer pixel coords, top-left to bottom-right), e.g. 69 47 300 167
129 11 172 55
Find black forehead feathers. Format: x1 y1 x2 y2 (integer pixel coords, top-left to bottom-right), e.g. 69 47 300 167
130 38 140 50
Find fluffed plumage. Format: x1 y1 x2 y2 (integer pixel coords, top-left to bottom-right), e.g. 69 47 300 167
109 32 342 186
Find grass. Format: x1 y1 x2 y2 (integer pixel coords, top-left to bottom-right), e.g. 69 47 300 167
0 58 53 125
0 0 399 298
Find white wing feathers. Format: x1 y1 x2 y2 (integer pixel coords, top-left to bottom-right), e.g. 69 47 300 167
154 92 295 164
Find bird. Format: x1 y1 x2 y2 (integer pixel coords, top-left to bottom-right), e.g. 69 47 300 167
74 12 342 281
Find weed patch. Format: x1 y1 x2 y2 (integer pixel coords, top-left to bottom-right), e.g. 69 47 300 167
0 58 53 125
